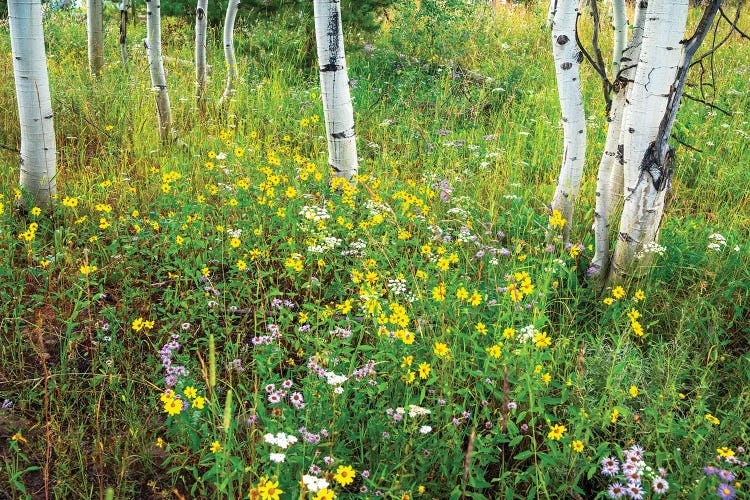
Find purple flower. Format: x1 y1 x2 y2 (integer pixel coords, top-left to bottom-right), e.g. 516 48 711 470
601 457 620 477
361 470 370 478
323 456 334 466
717 484 736 500
309 464 321 475
703 466 719 476
651 477 669 495
717 469 735 482
607 482 626 498
626 481 644 500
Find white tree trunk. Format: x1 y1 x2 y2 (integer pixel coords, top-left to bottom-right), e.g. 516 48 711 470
609 0 689 281
87 0 104 75
611 0 627 76
8 0 57 208
145 0 173 143
120 0 129 64
590 0 646 277
546 0 557 27
313 0 359 181
219 0 239 107
195 0 208 112
550 0 586 244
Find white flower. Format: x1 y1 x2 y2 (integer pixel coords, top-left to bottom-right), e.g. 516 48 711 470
302 475 329 493
215 152 227 160
419 425 432 434
325 372 348 386
408 405 431 418
333 386 344 395
269 453 286 463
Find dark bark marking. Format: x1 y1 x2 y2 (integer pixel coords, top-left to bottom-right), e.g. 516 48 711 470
556 35 569 45
561 62 572 70
196 7 205 20
332 126 355 140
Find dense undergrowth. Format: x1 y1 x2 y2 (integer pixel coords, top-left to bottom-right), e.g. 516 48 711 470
0 1 749 498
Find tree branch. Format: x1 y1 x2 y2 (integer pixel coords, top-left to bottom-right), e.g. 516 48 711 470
0 143 21 154
575 10 612 108
682 92 732 116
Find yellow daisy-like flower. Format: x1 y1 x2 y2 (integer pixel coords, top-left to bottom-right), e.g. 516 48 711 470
433 342 450 357
547 423 567 440
184 386 197 399
313 488 336 500
209 441 222 453
333 465 355 486
612 286 626 299
705 413 720 425
572 440 584 452
629 385 639 398
717 446 734 457
192 396 206 409
163 397 182 416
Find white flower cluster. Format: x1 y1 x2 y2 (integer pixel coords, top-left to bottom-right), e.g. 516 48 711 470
518 324 536 344
302 475 330 493
408 405 431 418
635 242 667 260
365 199 392 216
341 239 367 257
707 233 727 252
263 432 298 449
307 236 342 254
325 372 348 386
387 278 407 295
299 205 330 221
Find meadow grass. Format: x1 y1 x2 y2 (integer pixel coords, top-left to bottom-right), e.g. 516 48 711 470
0 2 749 498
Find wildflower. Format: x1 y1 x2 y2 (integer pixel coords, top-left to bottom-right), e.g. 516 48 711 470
11 432 27 443
717 447 735 458
705 413 720 425
258 478 283 500
433 342 450 357
717 484 736 500
601 457 620 476
334 465 355 486
603 297 615 305
486 344 502 359
80 264 97 275
533 331 551 349
610 408 620 423
163 398 182 416
156 437 164 448
469 290 482 306
717 469 736 482
651 477 669 494
541 372 552 385
503 327 516 339
192 396 206 409
572 440 584 452
432 284 446 302
629 386 639 398
612 286 626 299
236 259 247 271
476 322 487 335
547 423 566 440
626 482 644 500
313 489 336 500
550 210 566 230
606 482 625 498
184 386 197 399
634 289 646 301
418 363 431 379
269 453 286 463
210 441 222 453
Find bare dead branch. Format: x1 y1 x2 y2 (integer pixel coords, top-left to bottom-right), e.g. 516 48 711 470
575 11 612 108
1 143 21 154
682 92 732 116
588 0 612 111
720 5 750 40
670 133 704 153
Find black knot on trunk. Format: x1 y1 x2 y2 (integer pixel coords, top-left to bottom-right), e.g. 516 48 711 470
556 35 569 45
561 62 573 70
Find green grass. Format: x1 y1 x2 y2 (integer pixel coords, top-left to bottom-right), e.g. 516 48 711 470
1 2 749 498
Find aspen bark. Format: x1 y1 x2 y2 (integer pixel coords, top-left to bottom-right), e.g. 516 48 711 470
8 0 57 208
609 0 689 281
219 0 239 107
611 0 628 76
590 0 646 277
313 0 359 181
145 0 173 142
549 0 586 244
195 0 208 113
87 0 104 75
120 0 129 64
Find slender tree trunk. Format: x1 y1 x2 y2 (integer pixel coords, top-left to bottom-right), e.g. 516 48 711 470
610 0 627 76
120 0 129 64
195 0 208 113
87 0 104 75
145 0 172 142
590 0 646 277
549 0 586 244
608 0 689 281
546 0 557 27
219 0 239 107
8 0 57 208
313 0 359 181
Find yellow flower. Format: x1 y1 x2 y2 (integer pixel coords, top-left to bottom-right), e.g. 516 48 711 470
456 287 469 300
236 259 247 271
476 322 487 335
156 437 164 448
30 206 41 216
163 397 182 416
469 290 482 306
80 264 98 275
717 446 735 457
634 289 646 301
432 283 446 302
547 423 566 440
230 237 241 248
313 489 336 500
610 408 620 423
131 317 144 331
401 356 413 367
333 465 355 486
175 235 184 245
418 362 431 379
11 432 27 444
629 385 639 398
184 386 197 399
234 147 244 157
433 342 450 357
603 297 614 305
572 440 584 452
62 196 79 207
503 327 516 339
541 372 552 385
533 331 551 349
192 396 206 409
486 344 502 359
705 413 720 425
612 286 626 299
550 210 566 230
210 441 222 453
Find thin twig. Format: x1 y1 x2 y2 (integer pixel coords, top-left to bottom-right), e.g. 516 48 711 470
720 5 749 39
682 92 732 116
670 133 704 153
0 143 21 154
